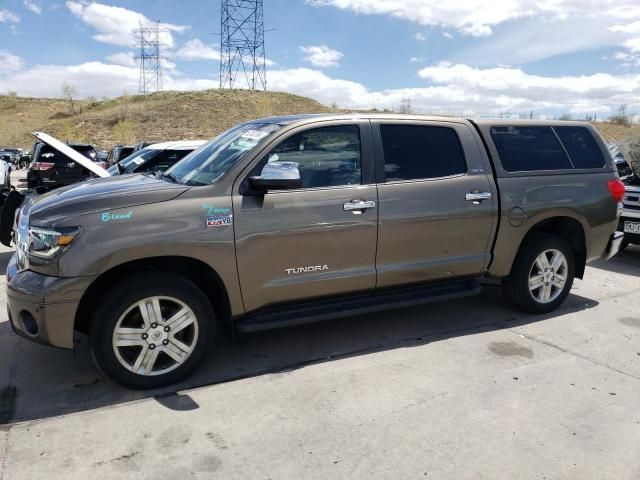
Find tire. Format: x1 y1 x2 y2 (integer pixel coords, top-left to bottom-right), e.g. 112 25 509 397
89 272 215 389
619 240 630 252
502 233 575 314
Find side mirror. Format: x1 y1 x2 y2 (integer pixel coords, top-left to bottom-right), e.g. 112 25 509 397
249 161 302 192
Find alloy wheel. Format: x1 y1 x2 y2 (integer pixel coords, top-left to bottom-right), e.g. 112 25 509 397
112 296 199 376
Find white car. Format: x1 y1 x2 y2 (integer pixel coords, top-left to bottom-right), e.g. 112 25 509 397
0 158 12 189
107 140 206 176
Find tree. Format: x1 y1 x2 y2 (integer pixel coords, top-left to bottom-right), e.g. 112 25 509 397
61 82 77 115
610 104 631 126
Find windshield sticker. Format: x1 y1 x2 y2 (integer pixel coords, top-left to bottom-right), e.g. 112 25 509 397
206 215 232 227
101 211 133 222
240 130 269 141
202 204 231 216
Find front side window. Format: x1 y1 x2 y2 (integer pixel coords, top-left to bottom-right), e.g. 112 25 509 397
261 125 361 189
166 122 282 185
490 126 573 172
380 125 467 181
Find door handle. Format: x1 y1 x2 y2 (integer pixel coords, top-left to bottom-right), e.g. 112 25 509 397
344 200 376 214
465 191 492 203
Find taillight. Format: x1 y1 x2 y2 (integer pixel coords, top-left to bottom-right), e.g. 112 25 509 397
31 162 54 171
607 179 625 203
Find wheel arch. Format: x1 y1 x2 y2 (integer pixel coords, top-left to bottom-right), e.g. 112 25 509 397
75 256 232 335
512 215 587 279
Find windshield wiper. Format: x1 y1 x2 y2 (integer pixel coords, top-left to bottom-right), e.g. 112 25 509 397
161 172 181 184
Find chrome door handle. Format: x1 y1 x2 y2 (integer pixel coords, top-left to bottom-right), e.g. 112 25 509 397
344 200 376 213
465 192 492 203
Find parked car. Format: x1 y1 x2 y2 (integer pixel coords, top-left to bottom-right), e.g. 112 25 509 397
617 144 640 250
107 140 206 176
27 141 102 191
0 157 11 189
5 115 623 389
106 145 135 167
0 148 22 167
18 153 31 169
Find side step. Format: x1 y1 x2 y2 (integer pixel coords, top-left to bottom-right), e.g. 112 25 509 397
236 279 481 333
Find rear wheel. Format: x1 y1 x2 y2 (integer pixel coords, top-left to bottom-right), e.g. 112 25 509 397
89 273 215 389
502 233 575 314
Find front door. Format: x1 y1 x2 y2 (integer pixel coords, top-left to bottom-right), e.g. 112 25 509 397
233 122 378 313
373 121 496 288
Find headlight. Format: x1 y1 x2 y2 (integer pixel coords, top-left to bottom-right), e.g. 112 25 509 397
28 226 80 258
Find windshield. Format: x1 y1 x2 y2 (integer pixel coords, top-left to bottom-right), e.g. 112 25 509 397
165 123 282 185
107 148 156 175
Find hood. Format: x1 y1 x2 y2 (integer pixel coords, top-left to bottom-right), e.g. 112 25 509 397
32 131 110 178
29 173 189 224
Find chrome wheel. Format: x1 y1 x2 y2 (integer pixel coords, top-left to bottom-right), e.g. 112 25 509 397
112 296 199 376
528 249 568 304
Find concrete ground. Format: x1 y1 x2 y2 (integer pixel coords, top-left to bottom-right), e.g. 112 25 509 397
0 168 639 479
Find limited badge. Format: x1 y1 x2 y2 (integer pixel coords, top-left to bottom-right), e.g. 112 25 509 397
207 215 233 227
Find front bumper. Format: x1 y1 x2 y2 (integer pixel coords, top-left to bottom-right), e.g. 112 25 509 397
6 253 94 349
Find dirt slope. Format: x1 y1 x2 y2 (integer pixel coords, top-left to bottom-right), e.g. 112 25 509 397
0 90 332 150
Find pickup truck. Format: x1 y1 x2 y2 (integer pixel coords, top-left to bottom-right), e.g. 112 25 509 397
620 179 640 248
5 115 624 388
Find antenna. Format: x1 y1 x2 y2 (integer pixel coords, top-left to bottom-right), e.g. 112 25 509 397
135 21 165 95
219 0 266 91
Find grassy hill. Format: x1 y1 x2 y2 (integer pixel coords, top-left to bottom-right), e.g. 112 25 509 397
1 89 639 150
0 90 333 150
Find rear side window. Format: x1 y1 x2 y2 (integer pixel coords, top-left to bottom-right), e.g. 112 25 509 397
554 126 605 168
380 125 466 181
490 127 572 172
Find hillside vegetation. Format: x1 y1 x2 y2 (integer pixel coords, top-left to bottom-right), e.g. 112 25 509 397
1 89 639 150
0 90 332 150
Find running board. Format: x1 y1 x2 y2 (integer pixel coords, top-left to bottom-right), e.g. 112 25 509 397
236 279 481 333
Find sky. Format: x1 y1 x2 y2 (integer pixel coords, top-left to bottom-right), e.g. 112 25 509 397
1 0 640 118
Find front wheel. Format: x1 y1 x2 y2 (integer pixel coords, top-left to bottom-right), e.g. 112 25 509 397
89 273 215 389
502 233 575 314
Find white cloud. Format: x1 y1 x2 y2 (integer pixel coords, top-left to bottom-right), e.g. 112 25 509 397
409 57 424 63
443 32 453 39
0 9 20 23
106 51 136 67
308 0 640 64
0 59 216 98
416 62 640 113
300 45 343 68
0 51 24 72
176 39 221 61
65 1 188 47
23 0 42 15
414 32 426 41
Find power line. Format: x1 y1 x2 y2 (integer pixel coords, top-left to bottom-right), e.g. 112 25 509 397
219 0 266 91
135 21 166 95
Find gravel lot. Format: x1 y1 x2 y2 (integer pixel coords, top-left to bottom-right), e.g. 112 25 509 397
0 168 639 479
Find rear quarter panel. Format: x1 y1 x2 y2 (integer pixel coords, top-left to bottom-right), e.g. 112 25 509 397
475 122 619 277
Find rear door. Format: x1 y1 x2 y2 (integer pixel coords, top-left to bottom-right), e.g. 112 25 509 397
373 120 496 288
233 121 378 312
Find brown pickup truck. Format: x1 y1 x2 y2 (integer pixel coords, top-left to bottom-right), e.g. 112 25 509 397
5 115 624 388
